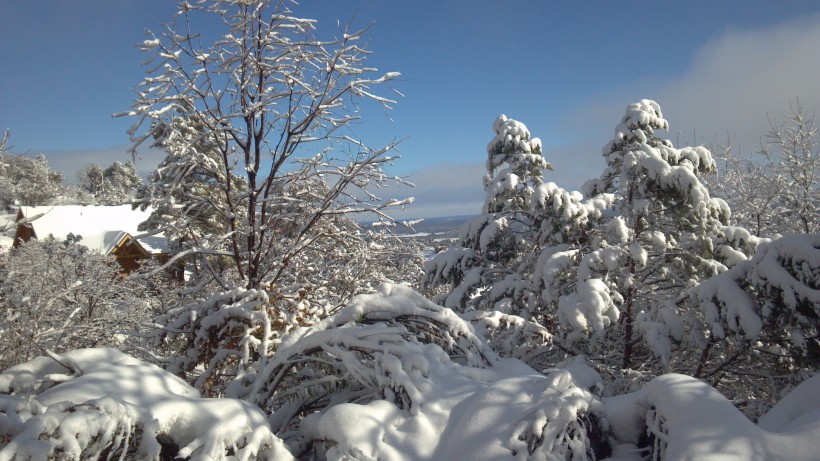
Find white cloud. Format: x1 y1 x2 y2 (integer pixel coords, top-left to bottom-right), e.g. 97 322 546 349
569 14 820 155
525 13 820 216
654 14 820 151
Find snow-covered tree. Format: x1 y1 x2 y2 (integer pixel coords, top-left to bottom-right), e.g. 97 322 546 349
77 163 105 198
424 115 551 312
0 132 65 210
708 100 819 237
78 161 142 205
708 142 781 238
118 0 407 293
756 100 819 235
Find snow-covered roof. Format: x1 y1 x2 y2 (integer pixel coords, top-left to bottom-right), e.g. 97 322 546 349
17 205 169 255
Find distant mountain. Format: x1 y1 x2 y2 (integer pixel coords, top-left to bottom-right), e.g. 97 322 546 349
362 215 471 237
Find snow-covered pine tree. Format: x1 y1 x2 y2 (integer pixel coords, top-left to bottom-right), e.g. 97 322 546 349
135 114 249 288
101 161 142 204
424 115 551 312
572 99 734 371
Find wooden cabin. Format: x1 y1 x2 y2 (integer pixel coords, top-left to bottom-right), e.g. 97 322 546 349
13 205 171 275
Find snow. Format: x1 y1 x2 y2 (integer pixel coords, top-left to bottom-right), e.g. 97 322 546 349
637 374 820 461
1 284 819 460
0 348 293 460
558 278 619 338
300 354 600 461
758 373 820 432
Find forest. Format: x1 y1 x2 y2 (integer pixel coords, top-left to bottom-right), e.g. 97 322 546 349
0 1 818 460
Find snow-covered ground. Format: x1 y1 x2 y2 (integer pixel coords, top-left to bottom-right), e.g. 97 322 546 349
1 284 818 460
0 348 293 461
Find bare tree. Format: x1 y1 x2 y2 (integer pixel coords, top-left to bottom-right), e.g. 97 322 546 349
118 0 408 291
758 99 819 235
710 101 819 237
708 141 780 237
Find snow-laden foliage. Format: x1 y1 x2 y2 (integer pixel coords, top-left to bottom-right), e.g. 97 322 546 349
681 234 819 411
0 237 152 370
0 348 293 461
462 309 553 365
3 283 818 460
150 287 278 397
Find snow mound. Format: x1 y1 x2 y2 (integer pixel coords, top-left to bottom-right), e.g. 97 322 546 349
758 373 820 433
605 373 820 461
0 348 293 461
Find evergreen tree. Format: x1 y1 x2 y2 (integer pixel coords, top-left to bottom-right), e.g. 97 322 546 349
427 100 757 385
424 115 551 311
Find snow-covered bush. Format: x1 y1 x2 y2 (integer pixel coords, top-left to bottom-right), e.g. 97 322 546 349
150 288 279 397
237 284 609 460
238 284 496 438
0 348 293 460
0 237 152 370
682 233 820 413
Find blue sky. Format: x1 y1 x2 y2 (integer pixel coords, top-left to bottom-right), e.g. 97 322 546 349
3 1 820 218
